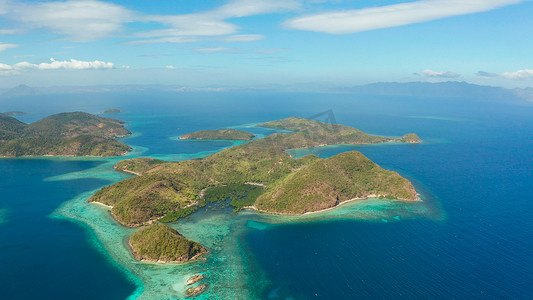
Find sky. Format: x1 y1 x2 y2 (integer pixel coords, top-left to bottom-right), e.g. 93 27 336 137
0 0 532 89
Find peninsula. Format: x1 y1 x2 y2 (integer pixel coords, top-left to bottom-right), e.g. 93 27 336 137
0 112 131 157
179 129 255 141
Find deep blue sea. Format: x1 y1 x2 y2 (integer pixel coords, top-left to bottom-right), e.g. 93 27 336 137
0 91 531 299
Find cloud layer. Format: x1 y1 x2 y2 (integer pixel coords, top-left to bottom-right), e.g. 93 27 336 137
0 42 17 52
135 0 298 44
422 69 461 78
284 0 526 34
0 58 116 75
502 69 533 80
478 69 533 80
194 47 287 54
0 0 299 43
5 1 135 41
1 0 526 43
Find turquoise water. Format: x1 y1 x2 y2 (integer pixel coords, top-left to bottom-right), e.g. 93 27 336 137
0 92 532 299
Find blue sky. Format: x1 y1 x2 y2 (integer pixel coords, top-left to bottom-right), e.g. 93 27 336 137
0 0 532 89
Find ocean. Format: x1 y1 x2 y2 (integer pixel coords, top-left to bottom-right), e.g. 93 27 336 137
0 91 531 299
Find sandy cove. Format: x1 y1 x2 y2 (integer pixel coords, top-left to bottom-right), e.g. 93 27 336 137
91 201 114 208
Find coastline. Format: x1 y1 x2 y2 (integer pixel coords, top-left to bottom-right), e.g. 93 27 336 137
91 201 114 209
0 151 131 159
283 140 405 153
245 194 421 216
304 194 422 215
128 241 209 265
179 137 253 141
303 196 377 215
117 168 142 176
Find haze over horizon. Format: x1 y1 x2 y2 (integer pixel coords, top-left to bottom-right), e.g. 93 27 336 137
1 0 532 89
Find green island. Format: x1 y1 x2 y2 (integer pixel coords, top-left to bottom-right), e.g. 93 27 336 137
258 117 421 147
91 116 421 225
2 111 28 116
0 112 131 157
179 128 255 141
102 108 123 114
90 117 422 271
129 223 208 263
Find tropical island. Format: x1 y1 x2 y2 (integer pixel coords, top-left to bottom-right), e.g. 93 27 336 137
0 112 131 157
90 117 421 272
102 108 123 114
258 117 421 147
179 129 255 141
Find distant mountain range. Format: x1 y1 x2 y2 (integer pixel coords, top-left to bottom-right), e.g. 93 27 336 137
1 82 532 102
511 87 533 102
0 84 39 97
338 81 533 102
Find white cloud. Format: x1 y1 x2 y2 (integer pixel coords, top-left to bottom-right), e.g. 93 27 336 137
477 69 533 80
217 34 265 43
214 0 300 18
284 0 526 34
195 47 231 54
36 58 115 70
131 34 264 46
502 69 533 80
128 36 199 45
0 0 8 14
0 0 299 44
144 0 298 36
0 58 118 75
477 70 499 77
0 42 17 52
14 54 34 59
0 63 12 70
136 19 237 38
134 0 298 44
422 69 461 78
194 47 288 54
0 29 20 34
251 48 289 54
165 65 176 69
7 1 135 42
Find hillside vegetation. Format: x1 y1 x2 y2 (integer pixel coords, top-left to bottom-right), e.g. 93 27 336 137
258 117 421 148
102 109 122 114
129 223 207 263
90 117 420 226
180 129 254 140
114 157 166 175
255 151 416 214
0 112 131 157
2 111 28 116
400 133 422 143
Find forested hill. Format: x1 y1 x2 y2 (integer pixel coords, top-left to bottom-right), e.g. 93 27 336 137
90 116 420 226
0 112 131 157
